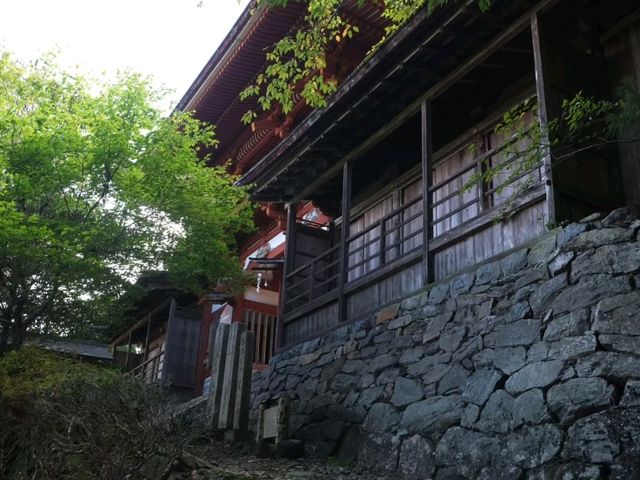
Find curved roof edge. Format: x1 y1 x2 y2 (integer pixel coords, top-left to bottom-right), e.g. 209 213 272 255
174 0 262 113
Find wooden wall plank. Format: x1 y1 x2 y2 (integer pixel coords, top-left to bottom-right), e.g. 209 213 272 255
433 200 545 279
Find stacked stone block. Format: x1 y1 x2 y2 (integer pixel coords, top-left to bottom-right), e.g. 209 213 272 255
250 207 640 479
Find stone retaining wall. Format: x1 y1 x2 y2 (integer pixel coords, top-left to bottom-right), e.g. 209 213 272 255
250 208 640 479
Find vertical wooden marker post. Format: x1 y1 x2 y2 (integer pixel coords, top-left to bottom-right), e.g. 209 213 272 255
206 322 229 433
219 322 244 431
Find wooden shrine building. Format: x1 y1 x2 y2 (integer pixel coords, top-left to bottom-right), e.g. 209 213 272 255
237 0 640 349
176 0 387 388
110 273 201 396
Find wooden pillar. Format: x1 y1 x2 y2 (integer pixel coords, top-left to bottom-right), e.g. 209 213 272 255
476 131 488 213
124 330 132 371
275 203 297 350
421 100 435 285
337 161 352 322
531 11 557 228
161 297 177 382
142 314 152 362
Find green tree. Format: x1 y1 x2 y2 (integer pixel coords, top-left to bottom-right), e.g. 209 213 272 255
241 0 639 207
240 0 491 123
465 83 640 207
0 53 254 353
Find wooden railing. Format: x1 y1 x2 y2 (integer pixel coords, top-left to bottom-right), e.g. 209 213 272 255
280 106 544 348
431 124 541 239
347 195 423 281
130 351 164 383
245 310 277 365
284 196 424 313
285 244 341 311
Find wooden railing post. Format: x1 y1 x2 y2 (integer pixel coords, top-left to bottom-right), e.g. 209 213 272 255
421 100 435 285
161 298 176 382
309 261 315 300
476 132 488 212
338 162 352 322
124 331 132 371
379 217 386 266
275 203 297 349
142 314 151 362
531 11 557 228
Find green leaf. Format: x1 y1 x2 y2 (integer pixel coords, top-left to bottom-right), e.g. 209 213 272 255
0 52 254 350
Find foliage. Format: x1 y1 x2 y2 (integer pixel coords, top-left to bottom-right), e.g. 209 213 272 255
236 0 640 215
606 80 640 138
471 98 545 199
375 0 490 48
0 345 111 399
0 53 255 352
240 0 491 123
0 347 203 479
555 92 616 147
465 82 640 207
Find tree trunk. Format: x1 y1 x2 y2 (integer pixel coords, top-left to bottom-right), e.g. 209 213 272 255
0 308 14 355
0 327 8 355
11 319 24 351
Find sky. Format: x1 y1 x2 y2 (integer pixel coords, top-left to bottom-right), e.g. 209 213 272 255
0 0 249 111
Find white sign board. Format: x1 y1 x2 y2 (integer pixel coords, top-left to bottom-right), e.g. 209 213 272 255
263 406 279 439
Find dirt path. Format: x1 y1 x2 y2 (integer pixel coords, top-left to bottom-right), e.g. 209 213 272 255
181 441 389 480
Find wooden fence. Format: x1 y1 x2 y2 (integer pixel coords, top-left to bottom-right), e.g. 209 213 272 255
244 310 277 366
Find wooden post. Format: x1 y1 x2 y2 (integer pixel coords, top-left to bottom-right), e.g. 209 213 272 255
421 100 435 285
161 298 176 383
476 132 488 212
124 330 132 371
392 189 401 259
309 261 315 300
379 218 386 266
337 161 352 322
231 330 255 441
252 310 260 363
531 11 557 228
206 322 230 432
219 322 244 431
275 203 297 350
142 314 152 362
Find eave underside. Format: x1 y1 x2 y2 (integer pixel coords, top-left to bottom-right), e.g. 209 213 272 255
241 0 639 203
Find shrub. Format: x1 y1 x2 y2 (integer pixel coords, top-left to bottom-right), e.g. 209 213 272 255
0 347 202 479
